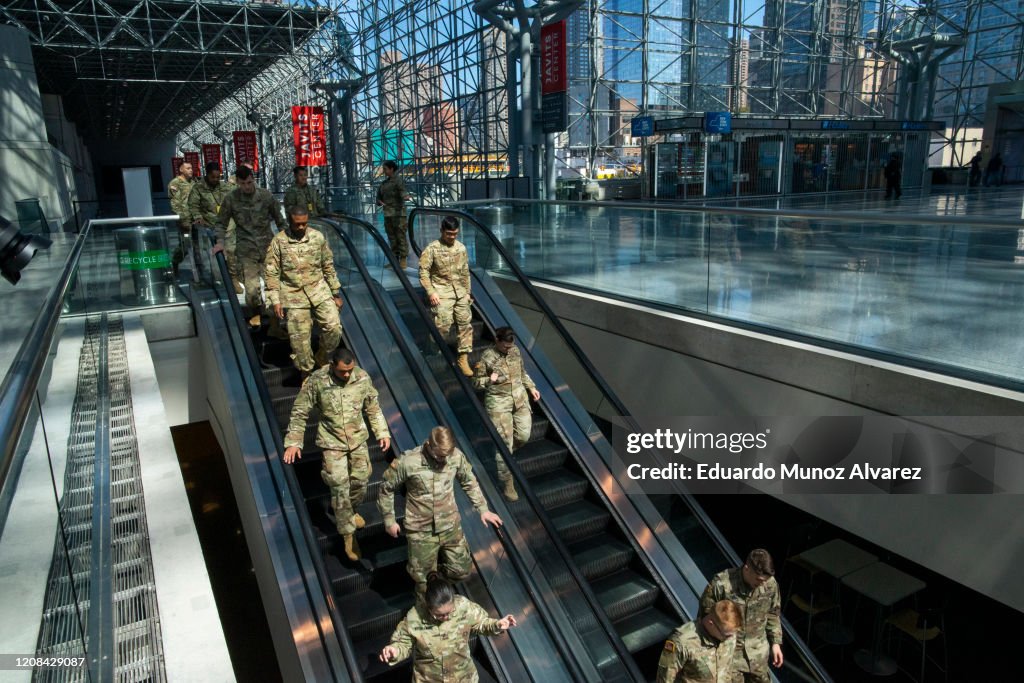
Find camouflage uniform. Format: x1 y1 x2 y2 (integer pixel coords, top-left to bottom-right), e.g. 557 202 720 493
657 621 736 683
699 569 782 683
284 182 327 218
218 187 283 311
168 175 193 269
385 596 506 683
378 444 490 598
265 227 343 372
472 344 536 482
377 174 408 261
187 178 237 277
419 239 472 353
284 365 390 536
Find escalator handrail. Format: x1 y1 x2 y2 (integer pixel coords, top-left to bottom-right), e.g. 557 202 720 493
407 208 834 683
201 230 364 683
326 215 643 682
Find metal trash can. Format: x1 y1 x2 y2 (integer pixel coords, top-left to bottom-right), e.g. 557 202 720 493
114 226 177 305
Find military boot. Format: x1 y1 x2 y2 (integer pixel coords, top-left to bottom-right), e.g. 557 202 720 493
352 513 365 529
457 353 473 377
399 257 407 269
342 533 361 561
501 478 519 502
248 314 261 329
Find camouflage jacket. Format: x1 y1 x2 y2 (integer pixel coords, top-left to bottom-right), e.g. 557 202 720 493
376 175 408 218
264 227 341 308
387 596 505 683
419 239 470 298
284 183 326 218
217 187 283 253
698 568 782 665
188 179 232 238
168 176 193 226
378 445 489 532
472 345 536 411
656 621 736 683
283 365 390 452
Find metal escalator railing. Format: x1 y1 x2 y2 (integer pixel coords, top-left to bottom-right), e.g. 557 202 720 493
197 230 362 683
406 208 834 683
317 218 596 682
330 214 646 681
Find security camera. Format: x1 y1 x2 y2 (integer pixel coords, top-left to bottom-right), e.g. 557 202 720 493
0 216 53 285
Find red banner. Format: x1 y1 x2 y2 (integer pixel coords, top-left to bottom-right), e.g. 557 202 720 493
171 156 184 177
233 131 260 172
541 20 567 94
201 144 222 172
183 151 202 178
292 106 327 167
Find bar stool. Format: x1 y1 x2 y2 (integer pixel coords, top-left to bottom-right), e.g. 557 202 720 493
884 607 948 682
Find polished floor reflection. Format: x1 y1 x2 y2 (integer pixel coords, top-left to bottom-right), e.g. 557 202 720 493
457 189 1024 385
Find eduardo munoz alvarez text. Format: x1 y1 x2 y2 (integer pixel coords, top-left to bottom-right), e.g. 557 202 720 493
623 430 922 482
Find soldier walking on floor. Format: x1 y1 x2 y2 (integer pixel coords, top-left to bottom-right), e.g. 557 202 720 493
698 549 784 683
379 572 518 682
657 600 742 683
264 205 343 377
168 161 194 273
283 348 391 562
376 160 411 268
216 165 284 328
419 216 474 376
378 426 502 602
472 326 540 502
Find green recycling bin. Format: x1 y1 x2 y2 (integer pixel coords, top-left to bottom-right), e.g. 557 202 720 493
114 226 177 305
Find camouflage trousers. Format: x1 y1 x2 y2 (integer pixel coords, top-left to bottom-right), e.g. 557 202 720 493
321 444 370 536
487 402 532 483
406 525 471 602
236 244 268 312
383 214 408 261
286 298 342 373
432 291 473 354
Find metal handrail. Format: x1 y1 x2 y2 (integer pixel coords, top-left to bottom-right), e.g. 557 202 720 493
452 197 1024 228
199 230 363 683
321 219 614 683
330 214 644 681
408 207 834 683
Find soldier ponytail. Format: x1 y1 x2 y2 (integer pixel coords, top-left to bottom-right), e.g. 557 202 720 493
424 572 455 612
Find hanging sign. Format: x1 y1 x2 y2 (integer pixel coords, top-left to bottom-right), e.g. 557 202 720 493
171 156 184 177
233 131 260 172
201 144 222 172
541 20 567 95
292 106 328 167
183 151 202 177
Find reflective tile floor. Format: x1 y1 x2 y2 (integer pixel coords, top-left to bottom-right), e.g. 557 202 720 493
456 187 1024 385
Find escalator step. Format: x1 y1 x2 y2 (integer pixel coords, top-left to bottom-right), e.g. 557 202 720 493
530 468 589 509
354 632 413 680
592 570 661 622
338 590 413 642
548 500 611 543
323 552 371 595
514 439 568 477
569 534 635 580
528 416 551 442
615 607 678 654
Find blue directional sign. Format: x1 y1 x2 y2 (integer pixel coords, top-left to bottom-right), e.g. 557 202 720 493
631 116 654 138
704 111 732 134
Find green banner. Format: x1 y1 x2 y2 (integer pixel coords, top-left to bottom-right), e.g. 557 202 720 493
118 249 171 270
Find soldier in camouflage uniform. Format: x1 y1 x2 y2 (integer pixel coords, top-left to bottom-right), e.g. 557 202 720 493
380 572 517 682
379 426 502 601
698 549 784 683
419 216 474 376
188 161 241 287
168 161 194 272
216 165 284 327
284 166 327 218
376 160 411 268
472 326 540 502
657 600 742 683
283 348 391 562
265 205 343 374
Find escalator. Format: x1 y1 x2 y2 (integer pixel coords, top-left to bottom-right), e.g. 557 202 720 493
195 223 622 682
329 208 832 683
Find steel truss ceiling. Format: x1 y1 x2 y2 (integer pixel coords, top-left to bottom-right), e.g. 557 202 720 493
2 0 332 139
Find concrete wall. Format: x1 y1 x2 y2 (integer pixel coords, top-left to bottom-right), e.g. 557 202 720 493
498 277 1024 613
0 25 73 229
42 94 96 204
